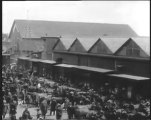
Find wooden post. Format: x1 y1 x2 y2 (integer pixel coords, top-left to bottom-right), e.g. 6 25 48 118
127 86 132 99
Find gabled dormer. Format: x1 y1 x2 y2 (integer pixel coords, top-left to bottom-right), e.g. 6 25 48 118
115 37 150 58
69 38 86 53
54 40 67 51
89 38 112 54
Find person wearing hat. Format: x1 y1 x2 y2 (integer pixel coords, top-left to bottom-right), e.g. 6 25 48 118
21 107 32 120
56 103 63 120
9 99 17 120
67 102 74 119
50 98 57 116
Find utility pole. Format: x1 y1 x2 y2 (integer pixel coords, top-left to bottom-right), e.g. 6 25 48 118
25 9 32 57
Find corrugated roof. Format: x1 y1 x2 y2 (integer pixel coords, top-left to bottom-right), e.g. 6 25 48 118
77 37 99 51
39 60 56 64
55 64 113 73
55 64 76 68
131 37 150 56
109 74 150 80
101 37 129 53
18 57 31 60
74 65 113 73
10 20 138 38
59 37 76 50
28 58 41 62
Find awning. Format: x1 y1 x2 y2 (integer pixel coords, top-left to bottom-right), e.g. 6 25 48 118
55 64 113 73
39 59 56 64
55 64 76 68
109 74 150 81
18 57 30 60
29 58 41 62
74 65 114 73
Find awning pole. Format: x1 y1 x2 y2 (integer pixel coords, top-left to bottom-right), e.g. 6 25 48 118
114 59 117 71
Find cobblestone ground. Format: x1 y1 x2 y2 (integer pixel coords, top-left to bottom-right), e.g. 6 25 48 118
3 104 68 120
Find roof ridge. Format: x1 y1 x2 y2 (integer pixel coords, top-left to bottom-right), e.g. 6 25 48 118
12 19 138 39
14 19 130 25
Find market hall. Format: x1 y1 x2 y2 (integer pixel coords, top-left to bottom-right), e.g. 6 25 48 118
2 20 150 120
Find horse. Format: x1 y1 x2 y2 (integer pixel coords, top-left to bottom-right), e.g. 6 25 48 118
39 98 48 120
74 105 97 119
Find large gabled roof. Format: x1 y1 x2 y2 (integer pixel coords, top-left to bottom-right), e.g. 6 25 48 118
9 19 138 38
77 37 99 51
101 37 129 53
131 37 150 56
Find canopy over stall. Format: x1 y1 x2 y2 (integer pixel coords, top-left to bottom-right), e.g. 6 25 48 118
39 59 56 64
18 56 31 60
109 74 150 81
28 58 41 62
73 65 114 74
55 64 76 68
38 60 56 78
54 64 76 79
108 73 150 98
17 57 31 69
55 64 114 73
26 58 41 73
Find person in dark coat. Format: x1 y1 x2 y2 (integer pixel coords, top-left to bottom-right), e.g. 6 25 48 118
21 107 32 120
40 99 48 119
9 100 17 120
56 103 63 120
67 102 74 119
50 98 57 116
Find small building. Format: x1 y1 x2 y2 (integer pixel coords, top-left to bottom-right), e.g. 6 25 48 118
2 34 12 54
41 37 60 60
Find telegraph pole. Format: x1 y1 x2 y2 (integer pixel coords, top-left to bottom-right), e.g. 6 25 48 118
25 9 32 57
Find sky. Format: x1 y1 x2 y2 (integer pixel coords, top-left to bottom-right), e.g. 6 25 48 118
2 1 150 36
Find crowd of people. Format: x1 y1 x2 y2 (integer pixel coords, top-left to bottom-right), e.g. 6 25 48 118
2 63 150 120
